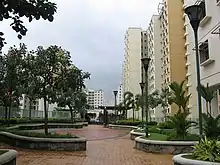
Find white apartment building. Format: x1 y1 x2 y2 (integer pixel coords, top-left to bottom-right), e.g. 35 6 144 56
19 95 60 118
123 27 142 119
147 15 163 119
87 89 104 109
116 84 123 104
184 0 220 117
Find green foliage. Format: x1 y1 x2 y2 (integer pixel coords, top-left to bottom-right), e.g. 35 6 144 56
0 44 25 121
142 133 168 141
192 136 220 162
202 113 220 139
0 118 84 125
167 81 197 140
123 91 141 120
0 0 57 50
115 119 142 126
159 87 172 120
148 121 158 126
198 83 215 114
56 65 90 123
5 130 77 138
167 113 197 140
148 90 161 109
158 121 173 129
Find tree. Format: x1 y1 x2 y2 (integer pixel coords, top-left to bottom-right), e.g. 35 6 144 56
198 83 215 115
167 81 197 140
123 91 142 121
159 87 172 121
0 44 24 123
0 0 57 50
148 90 161 121
34 45 71 134
20 45 40 120
56 66 90 123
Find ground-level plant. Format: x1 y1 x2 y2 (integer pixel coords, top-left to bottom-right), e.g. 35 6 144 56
192 136 220 162
202 113 220 140
167 81 197 140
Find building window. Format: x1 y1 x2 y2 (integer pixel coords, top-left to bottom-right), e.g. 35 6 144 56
199 40 209 63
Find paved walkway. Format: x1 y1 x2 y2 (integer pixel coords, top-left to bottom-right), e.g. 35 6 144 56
1 125 173 165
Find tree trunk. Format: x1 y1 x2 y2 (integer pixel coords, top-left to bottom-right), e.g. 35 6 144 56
133 109 135 121
206 101 209 115
68 105 74 124
43 96 48 135
8 96 12 127
73 109 76 123
209 101 212 117
4 106 7 121
29 100 32 120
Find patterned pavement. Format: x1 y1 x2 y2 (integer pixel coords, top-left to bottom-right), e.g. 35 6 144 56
1 125 173 165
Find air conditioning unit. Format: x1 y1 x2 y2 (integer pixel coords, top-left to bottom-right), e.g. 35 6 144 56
217 0 220 6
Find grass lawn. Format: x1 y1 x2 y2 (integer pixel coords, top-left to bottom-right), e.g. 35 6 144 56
142 133 168 141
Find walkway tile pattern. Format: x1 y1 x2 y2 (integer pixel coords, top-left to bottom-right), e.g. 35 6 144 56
0 125 173 165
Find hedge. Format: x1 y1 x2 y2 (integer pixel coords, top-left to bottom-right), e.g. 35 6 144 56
0 118 84 125
115 120 158 126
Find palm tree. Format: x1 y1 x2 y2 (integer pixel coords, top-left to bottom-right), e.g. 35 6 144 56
168 81 197 140
198 83 215 116
123 91 142 121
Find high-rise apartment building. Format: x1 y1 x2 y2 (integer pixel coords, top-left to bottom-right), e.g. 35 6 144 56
87 89 104 109
158 0 187 114
184 0 220 117
122 27 142 118
146 15 163 119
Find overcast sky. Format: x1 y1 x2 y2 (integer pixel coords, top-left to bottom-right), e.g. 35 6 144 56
2 0 160 103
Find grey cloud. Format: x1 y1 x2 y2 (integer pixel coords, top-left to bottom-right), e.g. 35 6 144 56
1 0 160 102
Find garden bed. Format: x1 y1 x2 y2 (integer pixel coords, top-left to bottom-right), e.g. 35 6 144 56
130 130 146 140
135 136 198 154
0 149 17 165
173 153 220 165
6 123 83 130
0 132 86 151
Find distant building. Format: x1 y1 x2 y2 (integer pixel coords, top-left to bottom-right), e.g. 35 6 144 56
86 89 104 109
117 84 123 104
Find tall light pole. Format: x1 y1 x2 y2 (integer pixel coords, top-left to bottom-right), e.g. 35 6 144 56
185 4 203 137
113 90 118 123
139 82 145 123
141 57 151 138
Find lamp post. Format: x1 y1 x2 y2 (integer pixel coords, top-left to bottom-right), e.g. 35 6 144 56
139 82 145 122
113 90 118 123
141 57 151 138
185 4 203 137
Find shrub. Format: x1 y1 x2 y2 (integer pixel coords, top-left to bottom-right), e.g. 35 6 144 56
192 136 220 162
148 121 158 126
0 118 84 125
148 126 161 134
202 113 220 140
5 130 77 138
158 121 173 129
115 120 141 126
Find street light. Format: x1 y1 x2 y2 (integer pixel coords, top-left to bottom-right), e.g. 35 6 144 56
113 90 118 123
139 82 145 122
185 4 203 138
141 57 151 138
